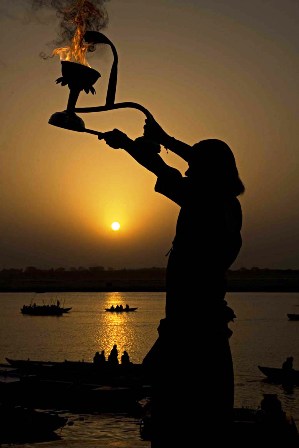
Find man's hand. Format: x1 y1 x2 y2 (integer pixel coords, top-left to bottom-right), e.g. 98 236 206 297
134 136 161 154
98 129 132 149
143 116 169 145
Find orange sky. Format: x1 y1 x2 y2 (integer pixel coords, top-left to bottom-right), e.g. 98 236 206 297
0 0 299 270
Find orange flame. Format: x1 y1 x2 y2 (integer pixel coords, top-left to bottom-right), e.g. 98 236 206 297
52 0 97 67
53 26 91 66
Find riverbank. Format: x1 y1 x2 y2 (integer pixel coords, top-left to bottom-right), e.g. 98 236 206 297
0 268 299 292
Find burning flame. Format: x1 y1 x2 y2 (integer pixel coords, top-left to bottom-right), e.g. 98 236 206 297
53 25 91 66
52 0 107 67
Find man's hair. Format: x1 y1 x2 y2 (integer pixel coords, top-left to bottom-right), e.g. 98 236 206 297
189 139 245 196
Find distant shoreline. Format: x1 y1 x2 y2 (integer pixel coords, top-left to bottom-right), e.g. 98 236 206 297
0 268 299 293
1 286 298 293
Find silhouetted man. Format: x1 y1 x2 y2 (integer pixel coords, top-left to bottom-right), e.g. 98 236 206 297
99 115 245 446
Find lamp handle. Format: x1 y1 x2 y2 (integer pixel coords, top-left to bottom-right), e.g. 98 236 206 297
76 101 153 137
80 32 154 135
75 101 153 119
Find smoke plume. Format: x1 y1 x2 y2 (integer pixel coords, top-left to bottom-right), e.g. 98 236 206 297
31 0 110 54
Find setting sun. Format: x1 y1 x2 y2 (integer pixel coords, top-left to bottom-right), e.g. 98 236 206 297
111 222 121 231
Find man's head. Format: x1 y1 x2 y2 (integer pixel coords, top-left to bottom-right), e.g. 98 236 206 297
185 139 245 196
187 139 235 167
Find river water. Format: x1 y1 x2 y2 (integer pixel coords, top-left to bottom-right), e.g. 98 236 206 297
1 291 299 447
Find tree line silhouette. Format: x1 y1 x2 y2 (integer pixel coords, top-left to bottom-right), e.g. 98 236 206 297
0 266 298 292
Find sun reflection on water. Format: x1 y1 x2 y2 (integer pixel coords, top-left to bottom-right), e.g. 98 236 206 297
93 292 140 364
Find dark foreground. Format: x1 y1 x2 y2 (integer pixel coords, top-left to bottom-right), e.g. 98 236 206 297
1 359 299 446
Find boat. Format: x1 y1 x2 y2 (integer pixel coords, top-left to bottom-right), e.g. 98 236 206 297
5 357 71 368
4 357 150 388
287 313 299 321
2 357 150 413
258 365 299 385
105 305 138 312
21 301 72 316
0 403 67 443
4 357 147 378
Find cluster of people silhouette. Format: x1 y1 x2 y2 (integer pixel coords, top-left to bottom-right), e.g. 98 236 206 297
93 345 131 367
93 349 106 366
108 304 130 311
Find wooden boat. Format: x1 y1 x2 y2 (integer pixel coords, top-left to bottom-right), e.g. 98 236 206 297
105 306 138 312
0 403 67 443
5 357 71 368
258 365 299 384
21 302 71 316
2 358 150 413
5 356 145 373
287 313 299 321
5 357 96 371
4 357 149 386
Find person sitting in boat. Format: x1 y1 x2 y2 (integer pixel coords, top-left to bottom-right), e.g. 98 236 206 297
108 344 119 366
282 356 294 371
99 350 106 364
121 350 131 366
93 351 101 365
119 304 123 311
125 304 130 310
110 305 115 311
94 350 106 366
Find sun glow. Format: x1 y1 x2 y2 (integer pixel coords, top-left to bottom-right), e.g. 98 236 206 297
111 221 121 231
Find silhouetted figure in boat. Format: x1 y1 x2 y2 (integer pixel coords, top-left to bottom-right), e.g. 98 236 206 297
281 356 295 388
108 344 119 366
94 350 106 366
121 350 131 366
99 115 244 445
99 350 106 363
93 351 100 364
282 356 294 371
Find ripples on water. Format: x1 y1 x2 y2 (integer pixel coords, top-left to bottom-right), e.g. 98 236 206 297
1 291 299 446
55 412 149 447
3 413 149 448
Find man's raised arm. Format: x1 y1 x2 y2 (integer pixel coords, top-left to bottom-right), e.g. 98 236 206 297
143 116 192 162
